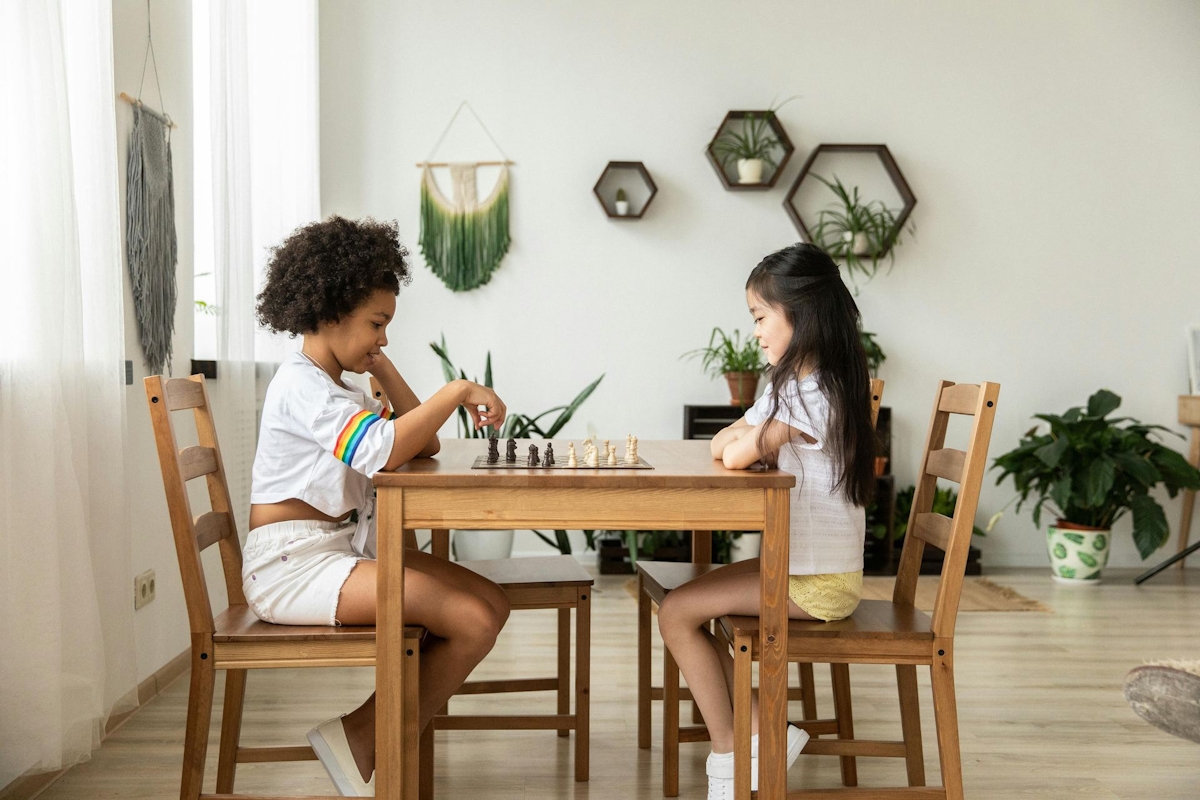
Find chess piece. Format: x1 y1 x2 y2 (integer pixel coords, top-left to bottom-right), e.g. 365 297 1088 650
587 443 600 467
528 444 541 467
626 434 638 465
567 442 578 468
544 443 555 467
487 434 500 464
506 438 517 463
603 440 611 460
607 446 618 466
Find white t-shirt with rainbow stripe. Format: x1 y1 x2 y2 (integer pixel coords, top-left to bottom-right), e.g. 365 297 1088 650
251 351 396 555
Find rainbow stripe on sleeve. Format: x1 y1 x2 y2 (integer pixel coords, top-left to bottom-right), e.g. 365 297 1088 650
334 410 385 466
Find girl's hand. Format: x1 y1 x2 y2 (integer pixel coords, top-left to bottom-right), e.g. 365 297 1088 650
364 350 395 376
457 380 507 432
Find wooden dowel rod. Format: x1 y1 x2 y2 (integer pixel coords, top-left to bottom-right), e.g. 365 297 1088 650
118 92 178 129
416 160 513 167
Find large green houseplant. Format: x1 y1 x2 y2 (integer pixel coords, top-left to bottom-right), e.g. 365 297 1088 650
682 327 766 407
431 336 604 557
991 389 1200 583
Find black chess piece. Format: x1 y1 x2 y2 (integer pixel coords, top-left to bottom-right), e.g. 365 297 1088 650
487 434 500 464
527 443 541 467
544 443 555 467
506 438 517 463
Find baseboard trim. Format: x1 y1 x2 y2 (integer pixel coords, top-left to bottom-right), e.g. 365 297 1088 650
0 647 191 800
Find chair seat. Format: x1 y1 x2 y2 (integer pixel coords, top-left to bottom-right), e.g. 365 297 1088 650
461 554 594 587
637 560 726 604
213 603 422 642
719 600 935 643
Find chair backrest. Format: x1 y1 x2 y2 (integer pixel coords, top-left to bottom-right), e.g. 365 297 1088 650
144 375 247 636
869 378 884 427
892 380 1000 639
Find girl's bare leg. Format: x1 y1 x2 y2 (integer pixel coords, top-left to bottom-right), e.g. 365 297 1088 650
657 562 812 753
333 550 511 781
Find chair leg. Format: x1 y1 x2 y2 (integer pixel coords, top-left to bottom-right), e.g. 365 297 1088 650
575 587 591 782
663 645 680 797
558 607 571 738
404 639 421 800
180 642 215 800
798 662 817 726
931 649 964 800
830 663 858 787
637 575 652 749
419 721 435 800
733 634 753 800
896 664 926 786
215 669 247 793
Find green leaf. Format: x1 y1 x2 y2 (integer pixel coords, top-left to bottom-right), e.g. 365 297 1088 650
1082 457 1116 507
1035 436 1070 468
484 352 493 389
1130 494 1168 559
543 374 605 438
1086 389 1121 418
1112 452 1161 488
1050 475 1073 512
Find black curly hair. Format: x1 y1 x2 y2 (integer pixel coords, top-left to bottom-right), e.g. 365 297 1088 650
256 215 412 336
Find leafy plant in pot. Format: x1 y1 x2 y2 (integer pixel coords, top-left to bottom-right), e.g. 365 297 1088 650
711 110 784 185
991 389 1200 584
682 327 766 407
431 336 605 559
615 188 629 216
809 174 915 291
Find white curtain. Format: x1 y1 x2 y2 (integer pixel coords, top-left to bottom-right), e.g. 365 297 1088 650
0 0 138 786
194 0 319 534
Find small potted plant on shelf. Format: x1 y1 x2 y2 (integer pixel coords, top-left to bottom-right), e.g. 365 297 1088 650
682 327 766 407
991 389 1200 584
431 335 604 560
711 110 783 185
810 174 915 290
615 188 629 216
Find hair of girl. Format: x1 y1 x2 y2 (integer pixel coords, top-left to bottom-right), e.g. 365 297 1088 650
745 242 877 507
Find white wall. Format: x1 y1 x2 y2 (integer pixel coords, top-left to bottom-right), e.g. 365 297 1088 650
319 0 1200 568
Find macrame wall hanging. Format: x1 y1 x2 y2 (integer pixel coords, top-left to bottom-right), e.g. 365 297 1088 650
122 0 178 375
418 102 513 292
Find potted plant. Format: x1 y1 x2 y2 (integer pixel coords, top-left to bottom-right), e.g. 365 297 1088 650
711 110 783 185
992 389 1200 584
431 336 605 560
682 327 766 407
809 174 915 290
615 188 629 216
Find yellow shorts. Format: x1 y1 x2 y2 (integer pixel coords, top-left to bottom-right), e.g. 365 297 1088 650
788 571 863 622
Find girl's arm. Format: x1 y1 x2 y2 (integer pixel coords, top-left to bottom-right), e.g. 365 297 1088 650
381 378 506 471
721 420 814 470
709 416 751 459
369 355 440 458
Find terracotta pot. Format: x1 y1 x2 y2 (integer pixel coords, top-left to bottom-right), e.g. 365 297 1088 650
725 372 759 406
874 456 889 477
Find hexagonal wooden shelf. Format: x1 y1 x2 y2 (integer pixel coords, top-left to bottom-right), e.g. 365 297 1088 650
783 144 916 258
705 110 795 191
593 161 658 220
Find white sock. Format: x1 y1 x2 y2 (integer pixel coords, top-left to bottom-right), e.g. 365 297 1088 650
706 750 734 777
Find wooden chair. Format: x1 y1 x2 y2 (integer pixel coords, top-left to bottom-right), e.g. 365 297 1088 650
720 379 1000 800
639 378 884 796
371 379 594 784
146 375 425 800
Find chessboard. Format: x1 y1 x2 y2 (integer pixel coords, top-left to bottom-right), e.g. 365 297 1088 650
471 455 653 470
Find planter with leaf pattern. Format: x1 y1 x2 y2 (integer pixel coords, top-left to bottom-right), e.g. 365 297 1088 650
1047 521 1111 585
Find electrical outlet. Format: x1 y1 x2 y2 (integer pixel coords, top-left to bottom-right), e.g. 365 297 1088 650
134 569 156 610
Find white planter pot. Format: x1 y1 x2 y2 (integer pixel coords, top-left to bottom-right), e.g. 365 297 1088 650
843 230 872 256
615 199 629 216
453 530 514 561
737 158 764 184
730 533 761 562
1046 524 1111 584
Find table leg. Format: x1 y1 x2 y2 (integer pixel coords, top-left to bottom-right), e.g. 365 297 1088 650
692 530 712 724
377 487 407 799
758 488 790 799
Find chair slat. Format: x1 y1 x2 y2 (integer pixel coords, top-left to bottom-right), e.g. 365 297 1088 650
911 512 953 551
164 378 206 410
179 445 219 481
926 448 966 483
937 383 980 414
195 511 234 551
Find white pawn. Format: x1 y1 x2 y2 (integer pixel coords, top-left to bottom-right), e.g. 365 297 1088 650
607 446 618 466
567 442 578 468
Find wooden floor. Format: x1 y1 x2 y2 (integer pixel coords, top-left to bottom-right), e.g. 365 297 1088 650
35 567 1200 799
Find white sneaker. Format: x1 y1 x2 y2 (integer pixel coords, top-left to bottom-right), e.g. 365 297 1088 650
706 751 734 800
749 724 808 790
306 715 375 797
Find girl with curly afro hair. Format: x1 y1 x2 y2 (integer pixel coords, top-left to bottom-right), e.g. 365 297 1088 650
248 216 510 794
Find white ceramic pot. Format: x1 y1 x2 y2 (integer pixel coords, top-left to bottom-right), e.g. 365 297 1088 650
730 533 761 562
843 230 872 256
1046 523 1111 584
615 199 629 216
737 158 764 184
452 530 515 561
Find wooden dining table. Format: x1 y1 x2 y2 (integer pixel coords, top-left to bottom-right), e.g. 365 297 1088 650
371 438 795 799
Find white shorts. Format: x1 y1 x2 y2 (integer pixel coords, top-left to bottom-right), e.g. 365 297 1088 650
242 519 366 626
